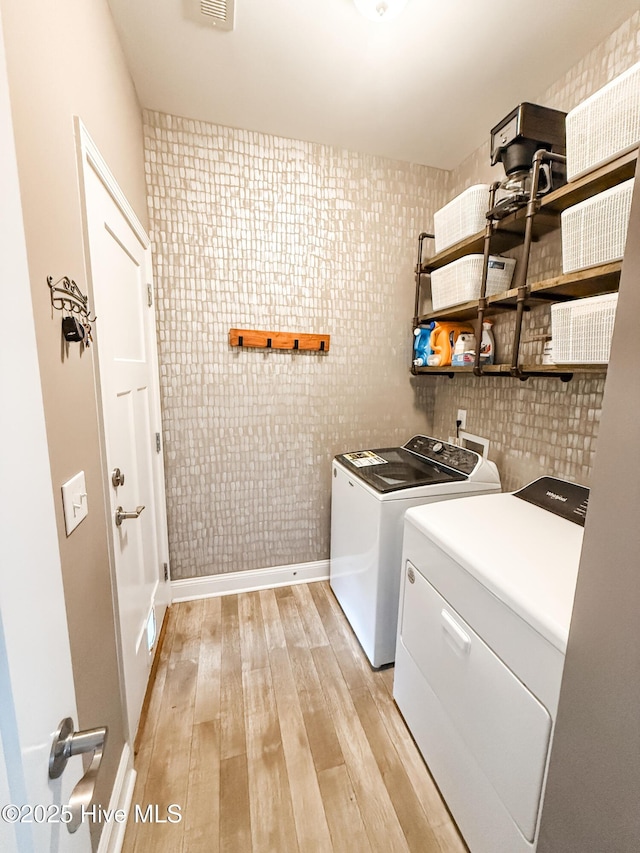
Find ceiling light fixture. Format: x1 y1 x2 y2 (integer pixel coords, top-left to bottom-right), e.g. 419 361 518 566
353 0 409 23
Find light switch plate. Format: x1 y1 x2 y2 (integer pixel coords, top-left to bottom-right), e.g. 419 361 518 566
61 471 88 536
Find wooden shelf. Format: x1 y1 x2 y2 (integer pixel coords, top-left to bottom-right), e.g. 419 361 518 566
416 293 520 323
526 261 622 302
416 299 480 323
421 208 559 273
412 362 607 379
481 364 513 375
412 364 476 377
417 261 622 323
541 149 637 213
420 149 637 275
413 364 519 377
519 363 607 375
420 233 490 272
490 208 560 238
486 260 622 313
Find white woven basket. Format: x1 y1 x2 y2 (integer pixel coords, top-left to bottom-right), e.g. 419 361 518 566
561 179 634 273
566 62 640 181
431 254 516 311
434 185 490 254
551 293 618 364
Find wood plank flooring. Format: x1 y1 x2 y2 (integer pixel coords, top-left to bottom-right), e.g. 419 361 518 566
122 581 467 853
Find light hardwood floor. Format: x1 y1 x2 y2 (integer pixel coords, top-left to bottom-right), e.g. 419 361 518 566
122 581 467 853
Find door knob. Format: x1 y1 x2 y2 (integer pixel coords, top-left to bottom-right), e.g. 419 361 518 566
115 505 145 527
111 467 125 487
49 717 108 833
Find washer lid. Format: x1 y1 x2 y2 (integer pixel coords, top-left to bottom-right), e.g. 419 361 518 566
404 486 586 652
335 445 466 494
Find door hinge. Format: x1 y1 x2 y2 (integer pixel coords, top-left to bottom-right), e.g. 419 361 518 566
147 283 153 307
155 432 161 453
163 563 169 582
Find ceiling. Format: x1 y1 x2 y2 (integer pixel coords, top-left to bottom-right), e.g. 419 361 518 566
107 0 639 170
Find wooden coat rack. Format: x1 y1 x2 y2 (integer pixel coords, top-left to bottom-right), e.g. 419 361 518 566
229 329 330 352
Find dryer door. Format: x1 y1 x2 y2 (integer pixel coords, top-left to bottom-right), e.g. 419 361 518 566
400 561 552 842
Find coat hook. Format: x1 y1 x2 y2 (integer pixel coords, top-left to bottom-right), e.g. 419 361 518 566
228 328 330 352
47 275 96 346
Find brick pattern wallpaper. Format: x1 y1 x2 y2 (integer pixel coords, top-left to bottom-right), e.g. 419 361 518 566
146 12 640 577
144 115 445 577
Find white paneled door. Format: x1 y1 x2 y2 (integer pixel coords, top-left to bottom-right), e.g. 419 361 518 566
77 126 170 745
0 12 90 852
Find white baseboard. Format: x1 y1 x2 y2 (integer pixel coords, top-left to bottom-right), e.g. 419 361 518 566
96 743 136 853
170 559 330 603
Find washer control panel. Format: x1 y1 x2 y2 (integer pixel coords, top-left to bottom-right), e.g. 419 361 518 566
404 435 479 476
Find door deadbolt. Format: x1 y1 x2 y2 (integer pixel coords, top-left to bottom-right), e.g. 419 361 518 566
111 468 125 488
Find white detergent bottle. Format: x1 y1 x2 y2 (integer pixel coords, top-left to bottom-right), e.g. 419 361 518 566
451 333 476 366
480 320 495 365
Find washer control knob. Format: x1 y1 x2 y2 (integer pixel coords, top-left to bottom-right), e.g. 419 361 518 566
432 442 444 453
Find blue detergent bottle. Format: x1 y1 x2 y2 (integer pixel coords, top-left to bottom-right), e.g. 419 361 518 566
413 323 435 367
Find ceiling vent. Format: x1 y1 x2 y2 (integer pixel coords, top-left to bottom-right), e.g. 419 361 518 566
185 0 235 31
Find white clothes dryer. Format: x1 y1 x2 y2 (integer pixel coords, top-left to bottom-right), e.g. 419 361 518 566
393 477 589 853
329 435 501 668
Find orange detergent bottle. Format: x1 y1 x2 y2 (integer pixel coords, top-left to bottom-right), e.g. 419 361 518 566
428 322 476 366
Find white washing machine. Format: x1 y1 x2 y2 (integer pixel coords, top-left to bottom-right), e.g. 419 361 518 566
329 435 501 668
393 477 589 853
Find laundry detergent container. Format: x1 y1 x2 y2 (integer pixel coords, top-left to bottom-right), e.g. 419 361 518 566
428 322 476 367
433 185 490 253
566 62 640 181
561 178 633 273
430 254 516 311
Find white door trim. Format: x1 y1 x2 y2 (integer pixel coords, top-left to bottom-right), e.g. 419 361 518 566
95 744 136 853
74 120 149 250
74 119 171 610
74 120 171 745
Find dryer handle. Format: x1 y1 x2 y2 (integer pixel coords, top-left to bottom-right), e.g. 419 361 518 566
441 609 471 655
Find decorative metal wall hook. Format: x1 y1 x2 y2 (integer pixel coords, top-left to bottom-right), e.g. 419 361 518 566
47 275 96 345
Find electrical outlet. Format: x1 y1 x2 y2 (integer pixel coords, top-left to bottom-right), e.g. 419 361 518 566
456 409 467 430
